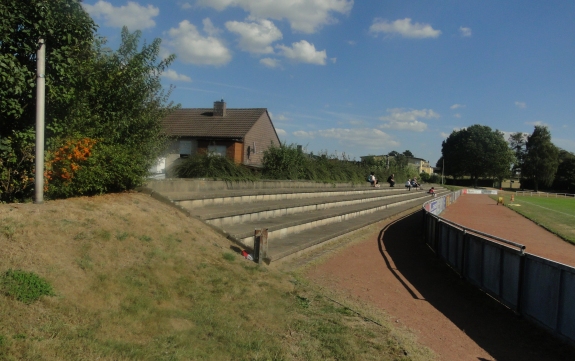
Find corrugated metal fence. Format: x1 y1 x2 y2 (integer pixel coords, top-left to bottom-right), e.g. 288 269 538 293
422 191 575 344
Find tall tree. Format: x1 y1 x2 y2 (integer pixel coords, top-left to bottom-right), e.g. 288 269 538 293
44 28 178 198
1 1 178 201
522 125 559 192
0 0 96 202
440 125 514 187
0 0 96 135
508 132 527 177
553 149 575 191
402 150 414 158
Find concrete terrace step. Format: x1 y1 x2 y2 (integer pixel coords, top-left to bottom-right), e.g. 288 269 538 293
160 186 400 207
267 199 434 262
141 179 444 263
184 188 430 226
218 190 448 248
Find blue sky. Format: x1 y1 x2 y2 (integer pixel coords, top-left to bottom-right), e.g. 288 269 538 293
82 0 575 166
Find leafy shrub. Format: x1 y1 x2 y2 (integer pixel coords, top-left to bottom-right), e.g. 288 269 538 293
0 269 55 304
174 153 257 180
261 144 309 180
0 130 35 203
46 142 149 198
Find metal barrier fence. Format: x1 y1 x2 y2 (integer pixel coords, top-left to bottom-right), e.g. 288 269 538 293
422 191 575 344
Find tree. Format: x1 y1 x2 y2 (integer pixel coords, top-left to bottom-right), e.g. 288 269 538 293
552 149 575 191
44 28 178 198
440 125 514 187
402 150 414 158
0 0 96 134
387 150 399 157
1 0 178 201
508 132 527 176
0 0 96 202
522 126 559 192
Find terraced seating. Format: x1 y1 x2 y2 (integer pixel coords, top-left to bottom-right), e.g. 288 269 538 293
142 180 448 262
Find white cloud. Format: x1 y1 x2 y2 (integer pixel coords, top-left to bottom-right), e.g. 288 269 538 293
293 128 399 149
181 2 192 9
440 132 450 138
450 104 465 109
294 130 314 138
459 26 472 37
226 19 283 54
161 69 192 82
515 101 527 109
203 18 221 36
525 121 550 127
83 1 159 30
195 0 353 33
166 20 232 66
260 58 280 68
276 40 327 65
275 128 287 136
369 18 441 39
379 108 440 132
453 113 461 118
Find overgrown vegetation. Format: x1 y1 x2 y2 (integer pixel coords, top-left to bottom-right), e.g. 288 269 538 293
0 1 177 202
0 269 54 304
0 193 434 360
175 144 424 185
174 153 258 181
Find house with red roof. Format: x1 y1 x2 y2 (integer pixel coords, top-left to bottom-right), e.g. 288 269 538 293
159 99 281 176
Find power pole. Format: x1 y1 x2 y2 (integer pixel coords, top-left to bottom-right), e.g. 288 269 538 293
35 38 46 204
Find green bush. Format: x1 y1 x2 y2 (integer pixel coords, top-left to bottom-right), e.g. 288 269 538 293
174 153 257 180
0 269 55 304
262 144 309 180
0 130 35 203
45 141 154 199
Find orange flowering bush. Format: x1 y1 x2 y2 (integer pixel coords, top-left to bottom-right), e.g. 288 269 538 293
45 138 97 195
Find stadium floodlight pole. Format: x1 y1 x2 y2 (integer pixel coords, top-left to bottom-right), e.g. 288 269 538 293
35 38 46 204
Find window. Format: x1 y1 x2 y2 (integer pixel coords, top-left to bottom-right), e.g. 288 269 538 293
179 140 197 158
208 145 227 157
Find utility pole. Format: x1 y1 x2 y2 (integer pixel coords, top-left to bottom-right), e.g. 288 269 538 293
35 38 46 204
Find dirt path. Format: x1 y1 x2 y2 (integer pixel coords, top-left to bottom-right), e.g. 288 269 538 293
305 195 575 361
440 194 575 266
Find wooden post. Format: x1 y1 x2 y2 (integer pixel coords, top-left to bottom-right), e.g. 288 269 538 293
253 228 268 264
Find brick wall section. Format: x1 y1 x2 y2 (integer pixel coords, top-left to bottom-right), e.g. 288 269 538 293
243 112 280 166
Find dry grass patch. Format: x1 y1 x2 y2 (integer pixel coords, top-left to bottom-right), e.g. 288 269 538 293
0 192 433 360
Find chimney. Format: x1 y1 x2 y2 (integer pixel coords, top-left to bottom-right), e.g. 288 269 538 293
213 99 226 117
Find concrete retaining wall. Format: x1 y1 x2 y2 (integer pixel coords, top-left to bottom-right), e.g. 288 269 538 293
144 178 371 193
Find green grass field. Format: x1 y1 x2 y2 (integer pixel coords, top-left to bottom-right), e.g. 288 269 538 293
504 194 575 244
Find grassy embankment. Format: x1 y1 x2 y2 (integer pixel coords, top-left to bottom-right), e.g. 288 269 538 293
0 192 435 361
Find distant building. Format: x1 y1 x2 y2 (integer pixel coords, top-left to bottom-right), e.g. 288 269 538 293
158 100 281 176
407 157 434 175
359 154 434 175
